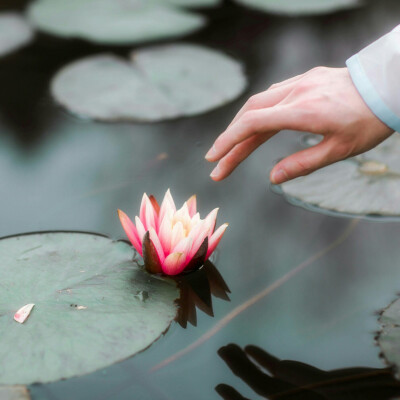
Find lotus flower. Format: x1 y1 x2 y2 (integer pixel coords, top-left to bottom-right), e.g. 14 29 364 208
118 189 228 276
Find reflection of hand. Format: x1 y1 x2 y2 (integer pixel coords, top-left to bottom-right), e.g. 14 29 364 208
205 67 393 184
216 344 400 400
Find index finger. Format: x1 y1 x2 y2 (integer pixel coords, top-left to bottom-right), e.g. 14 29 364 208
206 105 298 162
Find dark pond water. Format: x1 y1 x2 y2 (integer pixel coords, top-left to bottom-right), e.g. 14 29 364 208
2 0 400 399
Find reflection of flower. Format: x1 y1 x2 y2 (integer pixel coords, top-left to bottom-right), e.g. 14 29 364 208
175 260 231 328
118 189 228 276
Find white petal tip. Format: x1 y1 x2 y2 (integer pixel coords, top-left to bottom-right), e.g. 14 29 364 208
14 303 35 324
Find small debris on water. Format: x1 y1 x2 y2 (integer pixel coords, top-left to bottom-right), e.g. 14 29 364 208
70 304 87 310
157 152 168 161
57 288 72 294
134 290 149 302
14 304 35 324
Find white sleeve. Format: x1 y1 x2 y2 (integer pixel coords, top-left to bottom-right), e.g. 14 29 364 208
346 25 400 132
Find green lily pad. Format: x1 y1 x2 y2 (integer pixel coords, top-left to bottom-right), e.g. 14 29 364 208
377 297 400 376
27 0 205 45
0 232 179 385
0 13 34 58
51 44 247 122
234 0 361 16
276 135 400 218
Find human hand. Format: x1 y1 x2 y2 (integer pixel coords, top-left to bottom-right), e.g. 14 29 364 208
205 67 394 184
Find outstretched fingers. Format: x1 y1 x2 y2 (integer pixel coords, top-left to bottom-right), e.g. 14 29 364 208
270 138 339 184
210 131 275 180
206 105 299 163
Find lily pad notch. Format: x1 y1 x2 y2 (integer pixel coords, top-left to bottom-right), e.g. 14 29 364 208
51 44 247 122
0 231 179 385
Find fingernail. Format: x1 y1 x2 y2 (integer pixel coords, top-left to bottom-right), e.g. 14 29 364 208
205 145 217 161
271 169 289 184
210 164 221 179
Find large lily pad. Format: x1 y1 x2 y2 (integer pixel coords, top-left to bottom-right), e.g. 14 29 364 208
0 13 34 58
275 135 400 218
0 232 179 385
27 0 205 45
51 44 247 122
377 297 400 376
234 0 362 16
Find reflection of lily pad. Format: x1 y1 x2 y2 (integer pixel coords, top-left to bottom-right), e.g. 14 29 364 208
0 13 34 58
234 0 361 16
0 232 179 385
51 44 247 122
276 135 400 217
27 0 205 45
377 297 400 377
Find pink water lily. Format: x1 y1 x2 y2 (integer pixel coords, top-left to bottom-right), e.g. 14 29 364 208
118 189 228 276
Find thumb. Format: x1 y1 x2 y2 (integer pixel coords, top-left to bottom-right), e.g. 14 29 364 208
270 139 335 184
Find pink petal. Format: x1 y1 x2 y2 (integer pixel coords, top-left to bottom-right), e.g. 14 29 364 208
14 303 35 324
149 195 160 216
172 237 193 270
158 210 173 254
159 189 176 225
145 196 158 231
149 227 165 263
186 195 197 217
174 202 191 226
204 208 219 237
170 221 185 252
206 223 228 259
172 236 192 255
162 252 187 276
135 216 146 243
139 193 149 225
190 212 200 227
185 237 208 271
118 210 142 255
187 220 209 259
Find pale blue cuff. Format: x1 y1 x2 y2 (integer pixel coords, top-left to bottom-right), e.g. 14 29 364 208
346 54 400 132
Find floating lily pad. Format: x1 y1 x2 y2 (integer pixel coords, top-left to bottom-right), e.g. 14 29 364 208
377 297 400 376
233 0 361 16
0 232 179 385
51 44 247 122
275 135 400 218
27 0 205 45
0 13 34 58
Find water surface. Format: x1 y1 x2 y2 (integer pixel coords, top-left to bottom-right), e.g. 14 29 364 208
2 1 400 398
